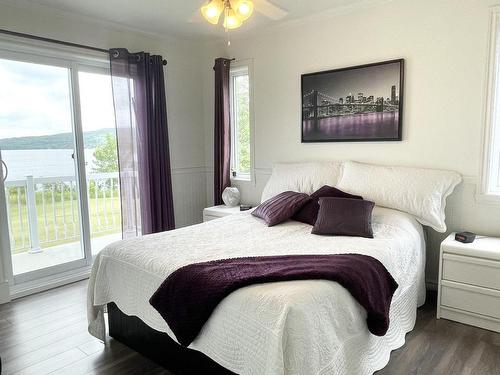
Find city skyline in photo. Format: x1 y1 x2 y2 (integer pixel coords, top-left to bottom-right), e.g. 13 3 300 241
302 62 401 101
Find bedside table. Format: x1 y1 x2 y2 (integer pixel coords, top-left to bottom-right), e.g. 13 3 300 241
203 205 242 222
437 233 500 333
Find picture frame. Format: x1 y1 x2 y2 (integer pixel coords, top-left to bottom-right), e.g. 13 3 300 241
301 59 404 142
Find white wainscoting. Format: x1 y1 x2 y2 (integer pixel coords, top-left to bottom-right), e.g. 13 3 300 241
171 167 208 228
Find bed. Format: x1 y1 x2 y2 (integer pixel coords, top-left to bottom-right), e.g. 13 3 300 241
88 160 461 374
88 206 426 375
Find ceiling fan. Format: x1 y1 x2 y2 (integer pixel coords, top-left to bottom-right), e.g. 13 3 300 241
196 0 288 30
249 0 287 20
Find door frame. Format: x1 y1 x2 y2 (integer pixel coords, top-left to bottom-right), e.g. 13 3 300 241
0 35 111 296
0 149 13 302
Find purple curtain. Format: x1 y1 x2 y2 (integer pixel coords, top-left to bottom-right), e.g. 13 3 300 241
213 58 232 206
110 48 175 237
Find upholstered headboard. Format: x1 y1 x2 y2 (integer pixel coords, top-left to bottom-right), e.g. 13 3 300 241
261 160 462 232
260 161 343 202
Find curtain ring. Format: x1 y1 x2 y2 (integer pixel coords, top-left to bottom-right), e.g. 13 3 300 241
111 50 120 58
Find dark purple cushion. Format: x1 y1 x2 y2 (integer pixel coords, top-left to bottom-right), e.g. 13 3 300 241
312 197 375 238
252 191 311 226
293 186 363 225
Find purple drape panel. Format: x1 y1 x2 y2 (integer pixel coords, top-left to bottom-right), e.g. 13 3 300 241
110 48 175 237
213 58 231 206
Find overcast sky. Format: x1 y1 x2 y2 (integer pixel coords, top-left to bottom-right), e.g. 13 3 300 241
303 62 401 100
0 58 115 140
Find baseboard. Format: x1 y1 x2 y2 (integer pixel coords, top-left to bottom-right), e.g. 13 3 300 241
0 281 10 304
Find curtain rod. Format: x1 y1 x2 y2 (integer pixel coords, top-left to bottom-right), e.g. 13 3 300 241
0 28 167 65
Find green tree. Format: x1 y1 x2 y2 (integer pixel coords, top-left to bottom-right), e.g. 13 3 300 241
92 134 118 173
235 75 250 173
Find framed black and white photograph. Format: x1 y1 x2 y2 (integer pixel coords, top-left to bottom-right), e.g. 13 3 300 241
301 59 404 142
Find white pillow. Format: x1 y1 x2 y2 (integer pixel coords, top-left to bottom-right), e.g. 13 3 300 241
261 161 344 203
337 161 461 232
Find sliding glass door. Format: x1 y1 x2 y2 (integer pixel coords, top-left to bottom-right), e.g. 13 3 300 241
0 57 86 279
0 46 120 289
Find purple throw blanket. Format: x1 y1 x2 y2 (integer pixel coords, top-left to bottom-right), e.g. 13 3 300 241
150 254 398 347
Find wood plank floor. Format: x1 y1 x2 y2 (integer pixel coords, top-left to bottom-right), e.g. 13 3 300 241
0 281 499 375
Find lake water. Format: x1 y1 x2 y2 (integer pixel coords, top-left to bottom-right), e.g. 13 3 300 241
302 112 399 141
1 149 96 181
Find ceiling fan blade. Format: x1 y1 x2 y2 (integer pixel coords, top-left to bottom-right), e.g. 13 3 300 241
253 0 288 20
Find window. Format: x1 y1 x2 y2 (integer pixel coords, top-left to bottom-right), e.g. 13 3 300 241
483 7 500 197
229 63 253 181
0 35 121 288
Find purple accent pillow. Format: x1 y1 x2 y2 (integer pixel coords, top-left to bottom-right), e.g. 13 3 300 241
312 197 375 238
252 191 311 226
293 186 363 225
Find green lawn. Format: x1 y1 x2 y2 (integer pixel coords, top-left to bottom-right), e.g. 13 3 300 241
6 189 121 254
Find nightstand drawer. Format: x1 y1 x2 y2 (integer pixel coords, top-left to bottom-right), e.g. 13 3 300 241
442 254 500 290
441 282 500 319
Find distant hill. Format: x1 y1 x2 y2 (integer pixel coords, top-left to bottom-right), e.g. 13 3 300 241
0 128 115 150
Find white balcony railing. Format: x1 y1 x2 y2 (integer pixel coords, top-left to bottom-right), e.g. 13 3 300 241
5 172 121 253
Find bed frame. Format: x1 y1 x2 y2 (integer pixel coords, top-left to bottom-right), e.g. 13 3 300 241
107 303 235 375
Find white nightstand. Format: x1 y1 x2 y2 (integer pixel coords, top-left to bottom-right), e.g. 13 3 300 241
437 233 500 333
203 205 242 222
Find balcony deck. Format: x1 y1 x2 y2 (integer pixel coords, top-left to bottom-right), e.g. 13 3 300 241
5 172 122 275
12 232 121 275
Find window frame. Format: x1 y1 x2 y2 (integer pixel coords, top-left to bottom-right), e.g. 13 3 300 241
481 6 500 202
229 59 254 183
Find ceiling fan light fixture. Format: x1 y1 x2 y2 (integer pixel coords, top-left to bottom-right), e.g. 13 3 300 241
234 0 254 21
223 7 243 29
201 0 224 25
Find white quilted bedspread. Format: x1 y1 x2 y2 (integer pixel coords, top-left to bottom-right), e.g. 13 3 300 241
88 207 426 375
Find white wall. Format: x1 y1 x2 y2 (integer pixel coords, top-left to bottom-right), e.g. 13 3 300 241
0 1 208 301
2 0 499 299
203 0 500 286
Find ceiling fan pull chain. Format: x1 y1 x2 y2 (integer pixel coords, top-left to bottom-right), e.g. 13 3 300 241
224 4 231 46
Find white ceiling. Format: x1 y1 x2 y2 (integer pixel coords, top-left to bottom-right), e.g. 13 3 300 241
8 0 384 39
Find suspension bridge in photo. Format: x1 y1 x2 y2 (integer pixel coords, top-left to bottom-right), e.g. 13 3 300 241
302 90 399 121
